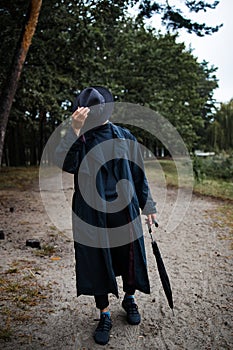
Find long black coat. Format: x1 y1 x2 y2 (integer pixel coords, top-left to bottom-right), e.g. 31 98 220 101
55 122 156 298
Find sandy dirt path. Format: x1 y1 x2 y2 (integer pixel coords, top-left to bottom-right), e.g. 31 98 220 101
0 174 232 350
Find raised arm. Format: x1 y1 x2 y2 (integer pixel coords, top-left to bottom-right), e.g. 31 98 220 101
54 107 89 174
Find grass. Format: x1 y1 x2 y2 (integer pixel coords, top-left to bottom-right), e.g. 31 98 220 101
145 158 192 188
34 244 57 257
0 260 51 341
145 159 233 248
0 166 39 190
0 161 232 201
0 324 12 341
194 179 233 201
145 159 233 202
0 269 45 306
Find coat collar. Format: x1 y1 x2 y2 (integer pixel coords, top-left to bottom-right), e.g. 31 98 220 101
109 122 127 140
82 122 126 141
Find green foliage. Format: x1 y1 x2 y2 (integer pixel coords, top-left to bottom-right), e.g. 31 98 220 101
193 154 233 181
0 0 221 165
206 99 233 151
114 25 218 148
0 0 28 89
138 0 223 36
192 155 205 182
194 178 233 201
145 159 233 201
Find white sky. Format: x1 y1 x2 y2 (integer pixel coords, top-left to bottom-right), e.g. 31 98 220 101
147 0 233 104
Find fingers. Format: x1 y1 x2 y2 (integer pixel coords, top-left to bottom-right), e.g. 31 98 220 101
147 214 153 227
146 214 157 226
145 214 158 233
72 107 90 130
72 107 90 121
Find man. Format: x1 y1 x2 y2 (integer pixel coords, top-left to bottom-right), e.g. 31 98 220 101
54 86 157 346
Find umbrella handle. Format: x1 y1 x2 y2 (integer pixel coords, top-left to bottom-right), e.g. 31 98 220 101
148 226 153 241
147 220 159 232
147 220 159 241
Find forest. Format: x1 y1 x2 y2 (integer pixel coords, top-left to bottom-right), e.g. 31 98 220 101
0 0 232 175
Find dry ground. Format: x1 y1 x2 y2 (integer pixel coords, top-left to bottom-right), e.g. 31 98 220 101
0 173 232 350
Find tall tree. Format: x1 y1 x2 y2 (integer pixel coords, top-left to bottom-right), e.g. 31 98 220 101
0 0 222 165
0 0 42 165
136 0 223 36
207 99 233 150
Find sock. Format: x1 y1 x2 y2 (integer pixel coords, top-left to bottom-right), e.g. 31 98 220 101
101 310 111 318
124 294 135 301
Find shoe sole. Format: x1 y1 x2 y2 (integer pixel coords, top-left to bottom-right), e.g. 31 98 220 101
127 318 141 325
94 338 110 345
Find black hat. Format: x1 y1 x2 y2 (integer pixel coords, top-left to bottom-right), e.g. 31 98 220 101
72 86 114 119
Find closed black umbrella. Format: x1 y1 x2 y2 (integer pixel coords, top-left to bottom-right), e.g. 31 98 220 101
148 221 174 314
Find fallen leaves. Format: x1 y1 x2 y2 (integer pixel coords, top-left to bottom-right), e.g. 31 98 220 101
50 256 61 261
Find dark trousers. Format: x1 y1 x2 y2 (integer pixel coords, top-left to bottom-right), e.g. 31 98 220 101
95 275 136 310
94 211 136 310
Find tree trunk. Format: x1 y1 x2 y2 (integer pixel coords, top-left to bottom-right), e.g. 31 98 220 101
39 109 46 162
30 129 38 166
0 0 42 166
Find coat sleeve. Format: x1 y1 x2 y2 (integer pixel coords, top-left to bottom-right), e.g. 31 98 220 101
130 138 157 215
54 126 83 174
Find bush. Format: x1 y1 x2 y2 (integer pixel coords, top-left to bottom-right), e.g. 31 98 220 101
193 153 233 181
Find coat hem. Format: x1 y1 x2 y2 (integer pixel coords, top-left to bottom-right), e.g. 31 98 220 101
76 290 119 299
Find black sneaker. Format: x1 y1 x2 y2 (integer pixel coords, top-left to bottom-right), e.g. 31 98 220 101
94 314 112 345
122 298 141 325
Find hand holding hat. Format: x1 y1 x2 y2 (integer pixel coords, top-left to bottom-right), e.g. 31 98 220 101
72 86 114 133
72 107 90 135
